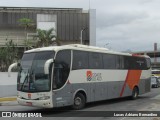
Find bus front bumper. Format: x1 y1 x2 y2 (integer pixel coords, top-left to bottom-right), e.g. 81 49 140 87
17 98 53 108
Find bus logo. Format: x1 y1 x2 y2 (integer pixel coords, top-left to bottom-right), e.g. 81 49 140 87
87 71 93 81
28 93 31 99
86 71 102 81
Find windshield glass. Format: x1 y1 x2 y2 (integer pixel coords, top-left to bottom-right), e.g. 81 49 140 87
17 51 54 92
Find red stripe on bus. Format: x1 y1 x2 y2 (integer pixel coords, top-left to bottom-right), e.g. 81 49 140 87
120 70 129 97
120 70 142 97
132 54 143 57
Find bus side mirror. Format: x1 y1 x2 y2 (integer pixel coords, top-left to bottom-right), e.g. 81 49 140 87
44 59 53 74
17 63 21 67
8 62 18 77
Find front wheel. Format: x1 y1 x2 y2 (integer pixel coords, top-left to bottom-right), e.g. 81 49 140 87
131 87 139 100
72 93 86 110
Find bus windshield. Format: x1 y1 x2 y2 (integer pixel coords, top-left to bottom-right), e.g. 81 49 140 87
17 51 54 92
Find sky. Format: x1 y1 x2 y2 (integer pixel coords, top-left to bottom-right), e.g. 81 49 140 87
1 0 160 52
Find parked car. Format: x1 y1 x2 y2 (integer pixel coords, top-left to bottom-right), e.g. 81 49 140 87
151 76 160 88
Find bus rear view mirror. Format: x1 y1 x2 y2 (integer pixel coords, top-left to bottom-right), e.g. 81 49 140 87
17 63 21 67
8 62 18 77
44 59 53 74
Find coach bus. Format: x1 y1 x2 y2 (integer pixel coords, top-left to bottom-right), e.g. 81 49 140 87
8 44 151 109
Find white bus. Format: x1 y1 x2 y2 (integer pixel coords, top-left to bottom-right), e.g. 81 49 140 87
8 44 151 109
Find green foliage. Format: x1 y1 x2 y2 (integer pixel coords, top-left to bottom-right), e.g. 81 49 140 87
35 28 60 47
18 18 35 50
18 18 33 29
0 39 19 72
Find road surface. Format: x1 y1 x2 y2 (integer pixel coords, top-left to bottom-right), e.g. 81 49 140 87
0 88 160 120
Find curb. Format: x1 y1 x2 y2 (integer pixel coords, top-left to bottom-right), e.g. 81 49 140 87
0 97 17 102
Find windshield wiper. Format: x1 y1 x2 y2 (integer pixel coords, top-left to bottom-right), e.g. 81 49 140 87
21 69 29 91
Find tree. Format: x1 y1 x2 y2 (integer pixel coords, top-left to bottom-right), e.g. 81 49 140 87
35 28 60 47
18 18 33 30
18 18 34 50
0 39 19 72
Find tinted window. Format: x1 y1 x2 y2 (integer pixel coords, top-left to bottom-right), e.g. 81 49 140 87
135 57 147 70
53 50 71 89
124 56 148 70
116 56 124 69
146 58 151 69
72 50 89 70
21 53 35 61
103 54 116 69
124 56 135 69
21 51 54 68
55 50 71 67
124 56 130 69
89 52 103 69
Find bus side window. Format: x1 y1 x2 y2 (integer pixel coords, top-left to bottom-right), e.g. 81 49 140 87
72 50 89 70
124 56 130 69
89 52 103 69
103 54 116 69
135 57 146 70
53 50 71 89
146 58 151 69
116 56 124 69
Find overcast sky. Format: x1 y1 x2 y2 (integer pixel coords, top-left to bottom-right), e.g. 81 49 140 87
1 0 160 52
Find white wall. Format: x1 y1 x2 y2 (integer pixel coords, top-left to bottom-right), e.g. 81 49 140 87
0 72 17 97
89 9 96 46
37 14 57 36
0 72 17 85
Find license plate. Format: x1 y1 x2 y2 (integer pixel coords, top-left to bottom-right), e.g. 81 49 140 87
26 102 32 106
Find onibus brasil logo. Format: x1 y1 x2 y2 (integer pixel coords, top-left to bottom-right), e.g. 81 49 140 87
86 71 102 81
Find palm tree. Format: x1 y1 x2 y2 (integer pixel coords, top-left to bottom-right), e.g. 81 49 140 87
18 18 33 29
35 28 60 47
18 18 34 50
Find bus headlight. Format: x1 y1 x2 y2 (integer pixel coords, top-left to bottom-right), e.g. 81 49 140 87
39 96 50 100
17 95 22 99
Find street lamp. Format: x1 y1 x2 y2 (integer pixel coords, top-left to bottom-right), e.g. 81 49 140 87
80 27 88 44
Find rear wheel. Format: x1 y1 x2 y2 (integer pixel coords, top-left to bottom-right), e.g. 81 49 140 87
72 93 86 110
131 87 139 100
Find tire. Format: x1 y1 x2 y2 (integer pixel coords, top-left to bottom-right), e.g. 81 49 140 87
131 87 139 100
72 93 86 110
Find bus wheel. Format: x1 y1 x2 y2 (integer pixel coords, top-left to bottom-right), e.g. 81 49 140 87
72 93 86 110
131 87 139 100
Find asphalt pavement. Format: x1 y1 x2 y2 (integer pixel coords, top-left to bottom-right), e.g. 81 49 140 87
0 88 160 120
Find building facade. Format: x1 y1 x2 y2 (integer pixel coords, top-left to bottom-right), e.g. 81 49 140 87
0 7 96 47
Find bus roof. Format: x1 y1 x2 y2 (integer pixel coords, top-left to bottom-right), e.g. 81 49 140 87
25 44 150 58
